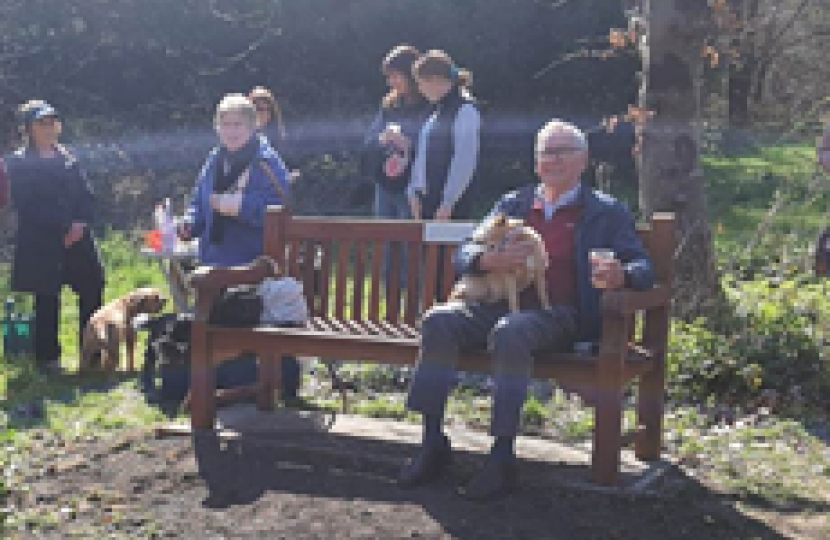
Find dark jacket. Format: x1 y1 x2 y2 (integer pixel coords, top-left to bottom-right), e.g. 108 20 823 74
420 88 478 219
186 135 291 267
363 98 430 193
454 184 655 342
7 147 103 295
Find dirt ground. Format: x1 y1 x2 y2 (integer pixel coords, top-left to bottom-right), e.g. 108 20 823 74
7 419 794 540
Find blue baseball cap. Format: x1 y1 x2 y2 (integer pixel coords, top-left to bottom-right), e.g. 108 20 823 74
21 102 59 126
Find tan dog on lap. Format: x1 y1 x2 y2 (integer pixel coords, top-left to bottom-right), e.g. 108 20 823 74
80 288 167 373
449 214 551 313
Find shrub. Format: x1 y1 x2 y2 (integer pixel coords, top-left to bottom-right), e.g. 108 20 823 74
667 277 829 412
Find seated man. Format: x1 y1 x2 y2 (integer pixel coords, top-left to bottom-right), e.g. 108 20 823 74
399 120 655 500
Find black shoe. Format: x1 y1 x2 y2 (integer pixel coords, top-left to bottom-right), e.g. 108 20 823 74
398 435 452 488
459 457 518 501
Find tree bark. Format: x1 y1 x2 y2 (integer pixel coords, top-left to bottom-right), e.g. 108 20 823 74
636 0 723 318
725 57 755 152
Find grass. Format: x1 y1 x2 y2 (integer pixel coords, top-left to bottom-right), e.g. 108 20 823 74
703 144 828 271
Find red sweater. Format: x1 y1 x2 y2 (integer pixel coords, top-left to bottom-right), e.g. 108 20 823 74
521 203 581 308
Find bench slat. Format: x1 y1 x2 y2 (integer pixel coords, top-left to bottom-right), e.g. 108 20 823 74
368 243 382 322
387 242 402 323
318 240 332 317
405 240 422 325
422 244 440 312
352 240 367 320
288 239 301 281
335 241 349 319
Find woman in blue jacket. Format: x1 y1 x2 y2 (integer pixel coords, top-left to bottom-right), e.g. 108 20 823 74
180 94 290 266
179 94 301 398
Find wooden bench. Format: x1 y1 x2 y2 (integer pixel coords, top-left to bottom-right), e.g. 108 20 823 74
188 206 675 486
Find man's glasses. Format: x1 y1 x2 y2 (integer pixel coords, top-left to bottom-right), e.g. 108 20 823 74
253 102 270 113
535 147 584 159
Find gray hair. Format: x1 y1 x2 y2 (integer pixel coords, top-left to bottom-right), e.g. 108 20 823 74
214 94 257 129
536 119 588 152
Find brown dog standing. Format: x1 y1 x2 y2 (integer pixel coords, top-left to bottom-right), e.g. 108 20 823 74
80 287 167 373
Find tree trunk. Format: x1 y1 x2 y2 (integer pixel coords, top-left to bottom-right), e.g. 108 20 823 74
636 0 723 318
725 58 755 152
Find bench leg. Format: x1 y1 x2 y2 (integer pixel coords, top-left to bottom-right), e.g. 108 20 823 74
634 371 664 461
257 351 280 411
190 323 216 430
592 388 623 486
636 308 668 462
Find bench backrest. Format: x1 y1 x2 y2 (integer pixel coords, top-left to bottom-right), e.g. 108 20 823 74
264 207 675 325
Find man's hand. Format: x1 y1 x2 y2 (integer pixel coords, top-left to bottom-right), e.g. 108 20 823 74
479 240 537 272
380 129 410 150
209 194 221 211
592 259 626 290
63 222 86 248
434 205 452 221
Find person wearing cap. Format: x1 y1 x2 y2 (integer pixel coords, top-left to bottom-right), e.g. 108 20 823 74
5 100 104 373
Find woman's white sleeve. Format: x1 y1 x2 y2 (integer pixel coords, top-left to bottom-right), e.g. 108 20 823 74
441 104 480 210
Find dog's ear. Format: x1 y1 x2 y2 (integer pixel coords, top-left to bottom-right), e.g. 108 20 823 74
472 213 504 243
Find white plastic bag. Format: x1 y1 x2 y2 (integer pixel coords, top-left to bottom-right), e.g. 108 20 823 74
258 277 309 326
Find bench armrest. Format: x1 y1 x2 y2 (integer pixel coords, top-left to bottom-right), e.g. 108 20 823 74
600 285 670 316
190 256 281 321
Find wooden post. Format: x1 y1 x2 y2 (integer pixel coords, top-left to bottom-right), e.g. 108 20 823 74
190 319 215 430
592 311 630 486
635 213 675 460
257 350 278 412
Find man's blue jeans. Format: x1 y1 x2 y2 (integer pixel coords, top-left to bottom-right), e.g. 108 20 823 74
406 300 577 436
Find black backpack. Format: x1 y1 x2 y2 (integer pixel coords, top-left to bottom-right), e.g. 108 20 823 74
208 285 263 327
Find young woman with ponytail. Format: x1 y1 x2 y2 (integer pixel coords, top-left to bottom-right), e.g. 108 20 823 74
408 50 481 221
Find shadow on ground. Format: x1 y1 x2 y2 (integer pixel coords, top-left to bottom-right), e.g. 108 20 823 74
188 428 788 539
